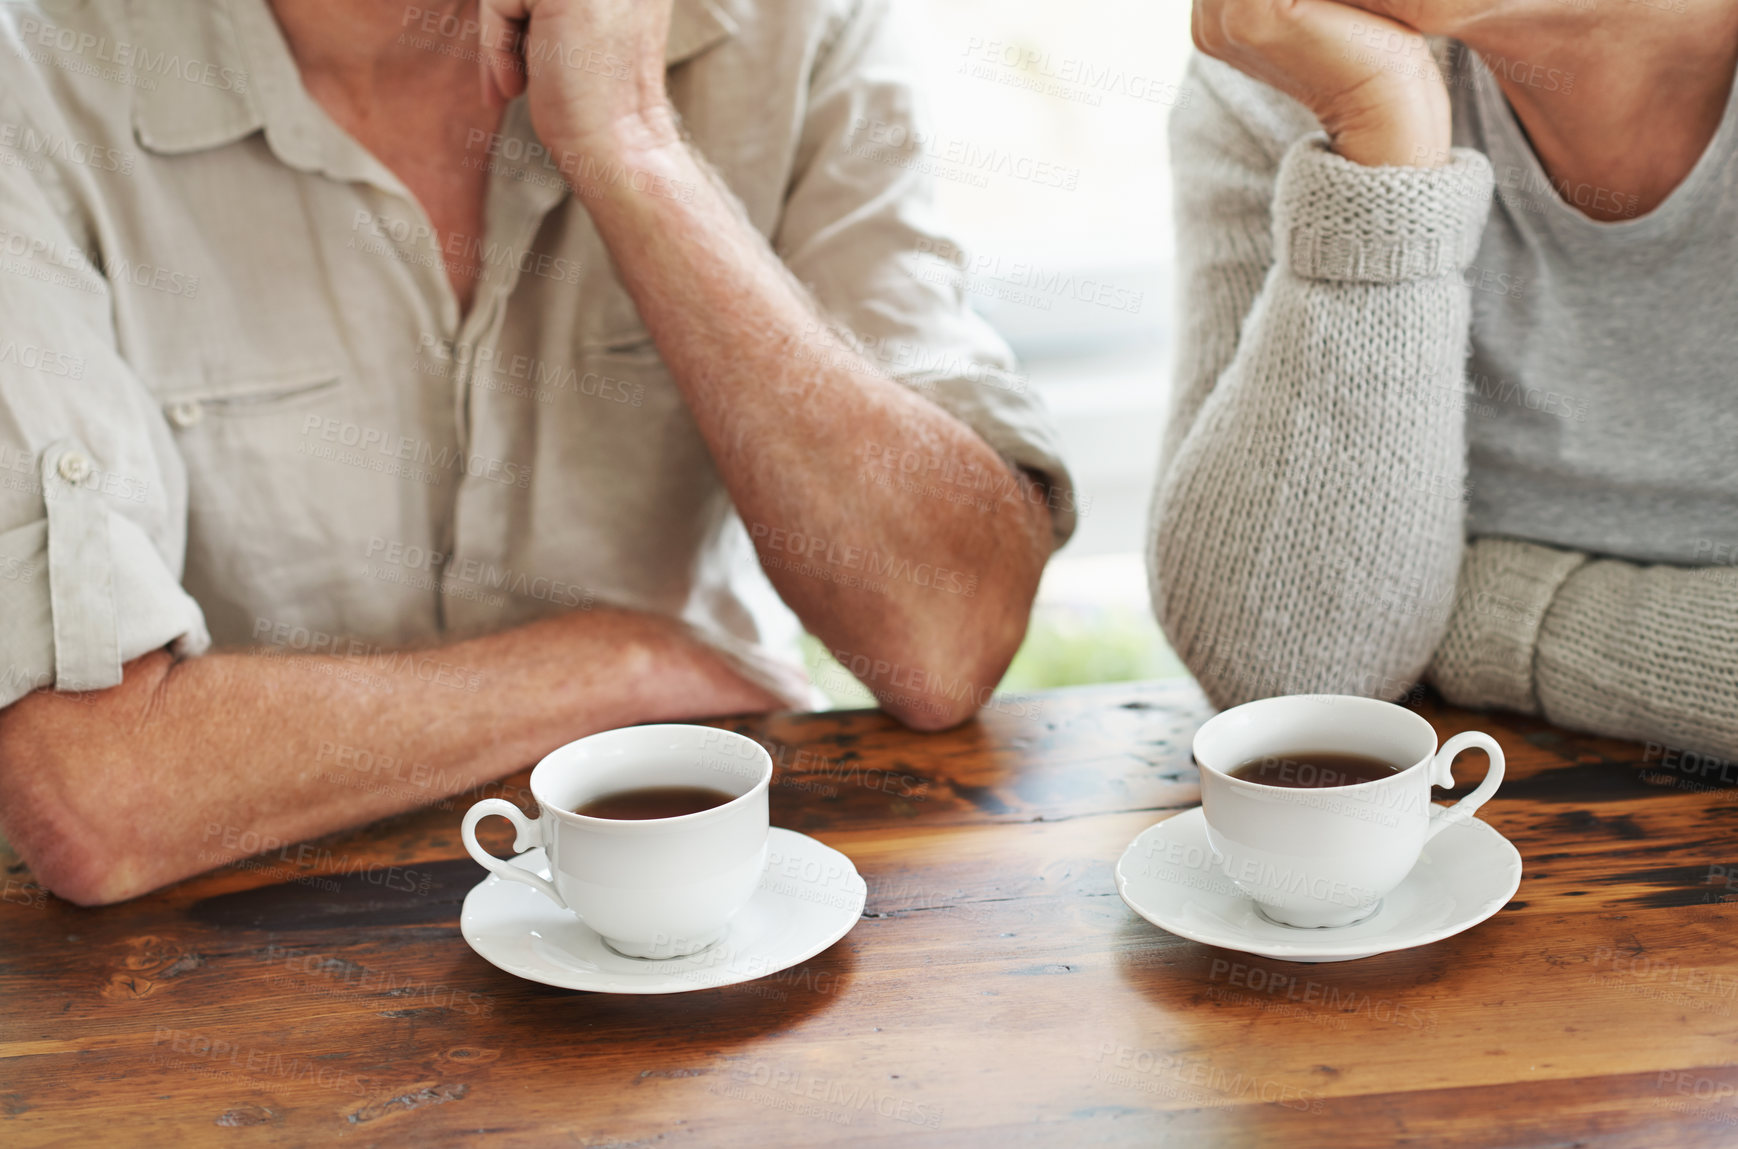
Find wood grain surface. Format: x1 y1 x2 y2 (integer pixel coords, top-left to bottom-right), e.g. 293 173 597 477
4 679 1737 1148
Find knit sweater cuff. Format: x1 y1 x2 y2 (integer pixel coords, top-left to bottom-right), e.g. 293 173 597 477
1272 135 1494 283
1428 538 1589 715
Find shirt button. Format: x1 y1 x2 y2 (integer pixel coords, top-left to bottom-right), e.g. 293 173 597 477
57 452 92 484
167 400 204 428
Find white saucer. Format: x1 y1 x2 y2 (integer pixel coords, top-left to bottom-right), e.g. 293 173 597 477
461 827 866 993
1115 807 1522 963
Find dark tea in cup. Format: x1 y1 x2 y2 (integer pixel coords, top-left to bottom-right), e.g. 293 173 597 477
1225 752 1406 789
572 786 736 820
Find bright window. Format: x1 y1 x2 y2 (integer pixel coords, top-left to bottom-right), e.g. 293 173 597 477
806 2 1198 703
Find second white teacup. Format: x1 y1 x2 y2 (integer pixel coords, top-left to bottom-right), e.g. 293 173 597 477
1194 695 1506 928
461 724 772 958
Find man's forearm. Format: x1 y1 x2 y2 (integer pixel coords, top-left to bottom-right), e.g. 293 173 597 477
568 136 1054 727
0 606 780 905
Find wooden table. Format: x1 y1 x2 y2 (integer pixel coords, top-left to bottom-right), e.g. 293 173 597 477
4 679 1736 1147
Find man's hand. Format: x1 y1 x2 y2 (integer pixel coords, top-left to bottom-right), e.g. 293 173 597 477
473 0 1057 730
0 608 782 905
1192 0 1451 166
477 0 678 159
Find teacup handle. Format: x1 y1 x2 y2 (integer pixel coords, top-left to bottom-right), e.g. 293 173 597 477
1425 731 1506 840
461 798 567 908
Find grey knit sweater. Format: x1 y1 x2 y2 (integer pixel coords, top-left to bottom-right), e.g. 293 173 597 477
1150 48 1738 762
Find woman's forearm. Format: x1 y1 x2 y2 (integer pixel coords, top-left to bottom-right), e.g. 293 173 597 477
1432 537 1738 760
1151 65 1496 708
0 606 782 904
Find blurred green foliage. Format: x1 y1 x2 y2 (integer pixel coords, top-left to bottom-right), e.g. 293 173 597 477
801 605 1187 710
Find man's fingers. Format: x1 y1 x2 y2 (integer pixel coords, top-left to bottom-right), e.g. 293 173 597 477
1328 0 1431 31
477 0 531 108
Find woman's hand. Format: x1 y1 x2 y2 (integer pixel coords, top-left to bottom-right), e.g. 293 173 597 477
1192 0 1452 166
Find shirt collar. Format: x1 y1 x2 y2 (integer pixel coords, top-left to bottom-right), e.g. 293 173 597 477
127 0 261 155
667 0 738 66
130 0 738 158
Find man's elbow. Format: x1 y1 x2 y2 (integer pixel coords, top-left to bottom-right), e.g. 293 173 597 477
0 772 138 907
873 606 1029 732
880 506 1050 730
0 690 156 907
882 691 979 733
14 826 141 907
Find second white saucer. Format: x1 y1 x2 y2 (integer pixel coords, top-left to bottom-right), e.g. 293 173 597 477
1115 807 1522 963
462 827 866 993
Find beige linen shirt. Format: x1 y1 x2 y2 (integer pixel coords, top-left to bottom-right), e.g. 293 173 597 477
0 0 1074 710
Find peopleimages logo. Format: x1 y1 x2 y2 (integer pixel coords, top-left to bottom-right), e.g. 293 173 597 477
299 415 534 489
957 38 1191 107
913 238 1144 315
0 122 134 175
0 338 86 378
15 16 249 92
200 823 435 896
349 210 583 283
845 118 1080 191
364 535 595 609
415 333 644 407
250 616 484 692
750 522 979 598
462 130 697 203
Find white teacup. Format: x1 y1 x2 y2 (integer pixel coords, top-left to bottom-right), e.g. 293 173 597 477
461 724 772 957
1193 695 1505 928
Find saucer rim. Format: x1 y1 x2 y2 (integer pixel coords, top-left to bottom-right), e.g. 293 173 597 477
1114 806 1522 961
460 826 866 994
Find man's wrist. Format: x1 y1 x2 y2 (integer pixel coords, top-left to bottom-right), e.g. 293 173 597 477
552 104 684 175
552 121 698 210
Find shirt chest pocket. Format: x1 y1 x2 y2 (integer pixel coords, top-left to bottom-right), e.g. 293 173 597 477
151 364 357 535
150 364 418 639
158 366 344 431
574 245 654 353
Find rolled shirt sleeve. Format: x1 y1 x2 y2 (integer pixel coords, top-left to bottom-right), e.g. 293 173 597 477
771 0 1079 548
0 86 209 709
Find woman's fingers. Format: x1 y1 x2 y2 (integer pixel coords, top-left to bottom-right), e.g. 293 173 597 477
1191 0 1451 165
